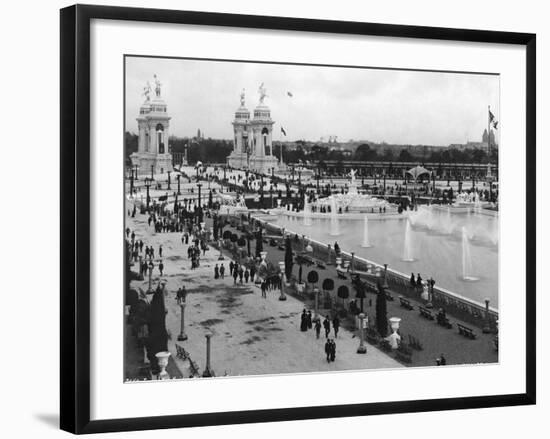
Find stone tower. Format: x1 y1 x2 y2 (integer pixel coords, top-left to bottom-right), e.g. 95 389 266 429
227 84 279 173
131 75 173 176
227 89 250 169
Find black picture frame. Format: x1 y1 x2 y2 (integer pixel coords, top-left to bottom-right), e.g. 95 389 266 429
60 4 536 434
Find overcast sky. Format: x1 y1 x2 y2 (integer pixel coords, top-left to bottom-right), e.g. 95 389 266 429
125 56 499 146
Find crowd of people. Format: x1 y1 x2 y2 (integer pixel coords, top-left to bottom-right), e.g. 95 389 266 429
298 309 341 362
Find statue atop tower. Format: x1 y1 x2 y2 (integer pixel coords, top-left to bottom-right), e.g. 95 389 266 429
142 81 152 102
131 75 173 176
258 82 267 105
154 74 162 98
240 88 246 107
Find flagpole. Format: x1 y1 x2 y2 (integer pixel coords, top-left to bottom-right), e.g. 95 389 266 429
488 105 491 159
280 127 283 165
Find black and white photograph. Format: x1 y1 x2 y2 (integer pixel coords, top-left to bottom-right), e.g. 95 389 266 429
124 56 501 381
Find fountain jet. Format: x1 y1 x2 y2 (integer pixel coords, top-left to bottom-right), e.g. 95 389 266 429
462 226 479 281
361 215 372 248
402 219 415 262
329 197 340 236
303 196 312 226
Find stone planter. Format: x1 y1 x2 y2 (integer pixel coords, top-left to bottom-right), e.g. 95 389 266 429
155 351 171 380
387 317 402 349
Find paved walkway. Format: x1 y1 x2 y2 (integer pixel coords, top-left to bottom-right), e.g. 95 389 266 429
125 205 402 379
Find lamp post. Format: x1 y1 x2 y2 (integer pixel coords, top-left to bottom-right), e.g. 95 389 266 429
260 174 264 208
357 313 367 354
176 174 181 195
145 178 151 210
278 262 287 301
197 183 202 208
167 171 171 190
427 277 435 308
147 260 154 292
202 333 214 377
177 301 188 341
483 298 492 333
129 167 134 196
316 169 320 193
383 263 389 290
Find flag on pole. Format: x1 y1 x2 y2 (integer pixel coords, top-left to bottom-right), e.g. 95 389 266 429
281 126 287 136
489 107 498 129
287 91 293 97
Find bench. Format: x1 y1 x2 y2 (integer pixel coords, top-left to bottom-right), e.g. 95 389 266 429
457 323 477 339
175 343 189 360
407 334 423 351
418 306 435 320
399 296 414 310
436 314 453 329
336 269 347 280
395 349 413 363
296 254 314 266
189 360 200 377
315 260 326 270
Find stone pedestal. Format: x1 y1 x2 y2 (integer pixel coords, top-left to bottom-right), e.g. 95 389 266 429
227 151 248 169
131 152 173 176
248 155 279 174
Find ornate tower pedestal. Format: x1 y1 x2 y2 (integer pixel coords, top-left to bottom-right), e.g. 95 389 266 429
227 85 279 174
227 90 250 169
130 75 173 176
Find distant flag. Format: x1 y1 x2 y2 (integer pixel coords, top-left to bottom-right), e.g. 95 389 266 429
287 91 293 97
281 126 287 136
488 107 498 129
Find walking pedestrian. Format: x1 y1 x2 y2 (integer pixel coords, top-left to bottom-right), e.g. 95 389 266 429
300 309 308 332
238 266 244 284
233 268 238 285
250 266 256 283
229 261 235 276
332 316 340 338
158 260 164 276
159 245 163 258
244 269 249 283
323 316 331 338
307 311 313 329
314 319 321 339
214 264 219 279
220 263 225 279
329 339 336 362
324 339 331 362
